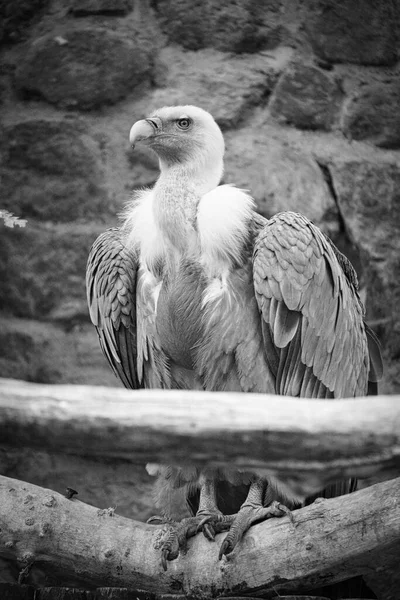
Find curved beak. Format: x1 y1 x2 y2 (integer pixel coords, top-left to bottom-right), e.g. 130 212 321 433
129 118 161 148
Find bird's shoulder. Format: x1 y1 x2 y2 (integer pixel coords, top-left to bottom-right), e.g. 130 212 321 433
253 210 362 307
122 188 167 277
197 184 256 275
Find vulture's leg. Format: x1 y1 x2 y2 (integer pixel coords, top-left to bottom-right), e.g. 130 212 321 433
194 479 225 539
153 479 230 571
218 477 293 559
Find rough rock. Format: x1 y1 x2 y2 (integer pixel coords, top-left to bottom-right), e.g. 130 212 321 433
304 0 398 66
146 46 292 130
0 119 110 222
15 27 155 109
0 0 49 44
152 0 283 52
327 158 400 359
70 0 134 16
126 145 160 189
224 126 337 228
269 62 343 130
0 317 118 387
340 82 400 149
0 222 102 320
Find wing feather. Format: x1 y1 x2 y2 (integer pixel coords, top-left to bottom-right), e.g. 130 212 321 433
274 302 300 348
281 327 302 396
86 228 140 389
135 266 171 389
365 323 384 382
253 212 374 398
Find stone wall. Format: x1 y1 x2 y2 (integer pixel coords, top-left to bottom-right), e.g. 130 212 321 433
1 0 399 392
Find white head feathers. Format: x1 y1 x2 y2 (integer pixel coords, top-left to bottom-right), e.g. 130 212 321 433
129 105 225 185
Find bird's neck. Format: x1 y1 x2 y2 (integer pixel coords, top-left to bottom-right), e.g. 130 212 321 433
157 158 224 196
153 161 223 255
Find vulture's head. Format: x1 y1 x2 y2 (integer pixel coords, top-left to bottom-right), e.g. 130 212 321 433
129 106 225 176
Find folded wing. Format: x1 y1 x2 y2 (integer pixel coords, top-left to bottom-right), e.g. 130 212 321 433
253 212 371 398
86 228 140 389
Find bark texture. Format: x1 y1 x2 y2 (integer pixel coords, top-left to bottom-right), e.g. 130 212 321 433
1 475 399 597
1 379 399 497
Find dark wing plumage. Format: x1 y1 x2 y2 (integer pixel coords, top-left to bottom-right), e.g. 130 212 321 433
253 212 370 398
325 234 383 388
86 228 140 389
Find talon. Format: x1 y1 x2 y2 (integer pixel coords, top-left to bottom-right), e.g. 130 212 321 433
161 548 169 572
276 501 290 515
274 501 295 526
196 515 212 532
154 511 223 568
147 515 167 525
203 523 215 541
219 538 232 559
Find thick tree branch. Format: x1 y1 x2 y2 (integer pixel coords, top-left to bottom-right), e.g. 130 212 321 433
1 474 399 597
1 378 399 496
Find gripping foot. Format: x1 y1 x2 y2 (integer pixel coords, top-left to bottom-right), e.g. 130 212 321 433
219 500 292 559
148 511 230 571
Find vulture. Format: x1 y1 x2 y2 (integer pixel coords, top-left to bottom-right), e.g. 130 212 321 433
86 105 382 573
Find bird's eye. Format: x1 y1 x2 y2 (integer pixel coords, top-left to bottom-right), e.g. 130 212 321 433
176 118 191 130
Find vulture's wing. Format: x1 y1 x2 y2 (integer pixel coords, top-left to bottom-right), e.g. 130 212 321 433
326 235 383 388
86 228 140 389
135 264 171 389
253 212 371 398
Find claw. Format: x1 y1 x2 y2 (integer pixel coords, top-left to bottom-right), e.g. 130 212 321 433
161 548 169 572
202 522 216 541
275 501 290 515
218 538 233 560
218 501 293 559
153 512 225 570
271 501 295 527
196 515 212 532
147 515 168 525
196 514 219 540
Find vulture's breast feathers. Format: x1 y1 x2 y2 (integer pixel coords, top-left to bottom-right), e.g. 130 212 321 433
124 183 255 283
122 184 256 369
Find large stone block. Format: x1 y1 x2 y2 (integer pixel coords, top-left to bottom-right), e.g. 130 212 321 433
224 127 337 227
304 0 398 66
269 62 342 130
0 222 102 320
152 0 283 52
0 0 49 44
341 82 400 149
0 317 119 387
15 27 156 109
0 119 110 222
328 158 400 358
69 0 134 16
146 46 292 130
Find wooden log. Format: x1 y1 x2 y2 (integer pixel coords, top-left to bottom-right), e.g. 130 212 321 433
0 583 35 599
0 474 399 597
1 378 399 495
0 585 334 599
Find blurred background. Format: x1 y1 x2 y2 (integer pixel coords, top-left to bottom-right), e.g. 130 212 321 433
0 0 399 591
